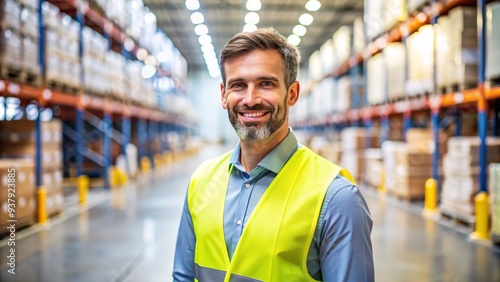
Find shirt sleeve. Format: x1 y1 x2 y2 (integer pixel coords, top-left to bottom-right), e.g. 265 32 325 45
172 193 196 282
320 176 374 282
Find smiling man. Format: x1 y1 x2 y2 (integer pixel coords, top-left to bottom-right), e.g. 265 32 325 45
173 27 374 282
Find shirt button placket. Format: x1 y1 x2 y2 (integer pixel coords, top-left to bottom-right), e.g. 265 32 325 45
245 183 251 189
236 219 242 226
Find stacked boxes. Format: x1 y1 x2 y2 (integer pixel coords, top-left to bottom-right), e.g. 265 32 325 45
82 26 109 95
441 137 500 217
0 159 35 233
486 2 500 80
382 140 433 200
19 0 39 77
0 119 64 217
0 0 22 71
43 3 80 89
489 163 500 243
340 128 379 180
436 7 478 90
364 148 383 188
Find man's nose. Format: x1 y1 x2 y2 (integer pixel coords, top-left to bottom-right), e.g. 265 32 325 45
242 84 262 106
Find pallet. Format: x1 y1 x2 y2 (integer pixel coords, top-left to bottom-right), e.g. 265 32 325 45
488 76 500 87
46 79 79 94
439 205 476 229
0 216 35 239
439 82 477 95
0 64 23 83
492 233 500 245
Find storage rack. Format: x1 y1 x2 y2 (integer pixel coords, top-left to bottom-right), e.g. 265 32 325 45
0 0 192 189
293 0 500 195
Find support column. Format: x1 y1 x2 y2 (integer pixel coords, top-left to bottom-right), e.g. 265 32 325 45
103 113 112 188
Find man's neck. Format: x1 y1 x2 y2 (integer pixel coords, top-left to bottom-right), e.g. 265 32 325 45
238 129 288 172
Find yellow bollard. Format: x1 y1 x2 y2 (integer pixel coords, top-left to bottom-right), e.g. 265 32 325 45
141 156 151 174
377 168 387 193
470 192 490 241
78 175 89 204
424 178 438 212
37 188 48 224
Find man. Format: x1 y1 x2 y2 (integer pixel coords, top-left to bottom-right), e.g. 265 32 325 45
173 27 374 281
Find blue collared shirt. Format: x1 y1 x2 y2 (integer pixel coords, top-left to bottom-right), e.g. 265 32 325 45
173 130 374 281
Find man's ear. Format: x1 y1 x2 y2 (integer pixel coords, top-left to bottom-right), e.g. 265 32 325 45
287 81 300 106
220 83 228 109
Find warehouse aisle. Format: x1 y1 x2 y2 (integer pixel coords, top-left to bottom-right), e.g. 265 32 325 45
1 144 499 282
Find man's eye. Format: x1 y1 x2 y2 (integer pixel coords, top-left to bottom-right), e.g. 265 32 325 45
261 81 274 86
231 83 245 88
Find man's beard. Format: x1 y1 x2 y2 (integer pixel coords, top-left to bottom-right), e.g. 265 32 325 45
228 96 287 142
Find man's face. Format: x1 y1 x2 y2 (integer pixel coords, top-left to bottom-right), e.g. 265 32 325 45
220 49 299 142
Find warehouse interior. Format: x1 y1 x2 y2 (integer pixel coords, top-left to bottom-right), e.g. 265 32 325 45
1 0 500 281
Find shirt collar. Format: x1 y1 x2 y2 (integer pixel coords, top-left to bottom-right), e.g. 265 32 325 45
228 127 299 174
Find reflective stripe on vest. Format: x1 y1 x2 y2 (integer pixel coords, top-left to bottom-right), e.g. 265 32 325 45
188 146 355 282
195 264 262 282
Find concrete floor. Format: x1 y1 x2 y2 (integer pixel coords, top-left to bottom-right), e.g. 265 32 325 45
1 144 499 282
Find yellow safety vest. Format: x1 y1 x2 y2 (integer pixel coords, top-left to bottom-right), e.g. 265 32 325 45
188 146 355 282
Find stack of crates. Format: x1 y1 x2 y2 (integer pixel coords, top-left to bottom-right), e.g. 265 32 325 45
367 53 386 105
405 25 434 96
384 42 406 101
82 26 109 96
489 163 500 244
441 137 500 219
436 7 478 92
43 2 80 91
0 119 65 218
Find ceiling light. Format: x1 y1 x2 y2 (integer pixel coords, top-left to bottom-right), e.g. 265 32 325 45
246 0 261 11
185 0 200 10
141 65 156 79
136 48 148 61
293 25 307 36
123 37 135 51
243 24 257 32
244 12 260 24
205 56 218 65
299 13 314 25
198 34 212 45
201 44 214 53
190 12 204 24
194 24 208 35
305 0 321 12
209 67 221 78
287 34 301 46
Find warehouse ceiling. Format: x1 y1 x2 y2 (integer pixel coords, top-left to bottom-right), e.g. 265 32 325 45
143 0 364 72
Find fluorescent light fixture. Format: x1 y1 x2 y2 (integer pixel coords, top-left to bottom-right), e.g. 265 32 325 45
209 68 221 78
293 25 307 36
243 23 257 32
157 51 170 63
194 24 208 35
287 34 301 46
203 50 216 59
145 55 157 66
190 12 204 24
185 0 200 10
198 34 212 45
136 48 148 61
244 12 260 24
144 12 156 23
205 56 218 65
246 0 261 11
201 44 214 53
299 13 314 25
305 0 321 11
141 65 156 79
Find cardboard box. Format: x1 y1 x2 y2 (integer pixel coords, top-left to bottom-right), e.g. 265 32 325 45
0 159 35 200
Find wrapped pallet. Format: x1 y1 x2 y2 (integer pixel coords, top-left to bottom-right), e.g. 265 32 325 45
406 25 434 96
365 0 385 41
367 53 386 105
384 42 406 101
441 137 500 218
489 163 500 244
341 127 380 180
365 148 383 188
487 2 500 81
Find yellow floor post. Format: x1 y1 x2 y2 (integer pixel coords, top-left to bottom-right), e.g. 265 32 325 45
141 156 151 174
37 187 48 224
424 178 438 210
470 192 490 241
377 168 387 193
78 175 89 205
